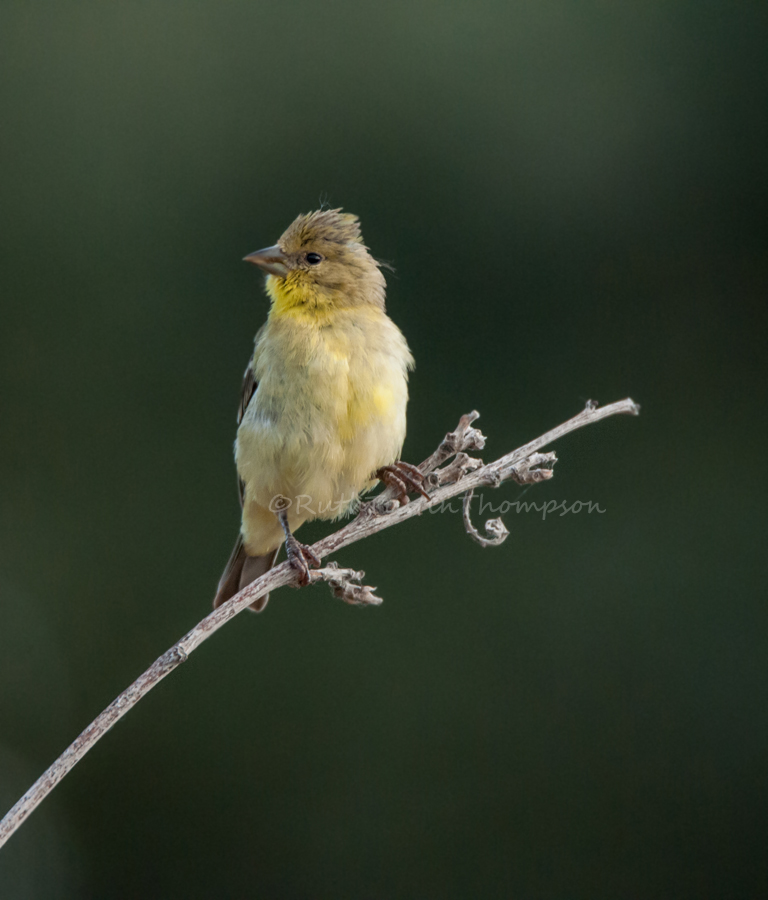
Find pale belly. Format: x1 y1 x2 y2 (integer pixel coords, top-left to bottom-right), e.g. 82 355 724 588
235 310 411 555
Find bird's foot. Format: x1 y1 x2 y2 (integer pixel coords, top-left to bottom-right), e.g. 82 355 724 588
375 461 430 506
285 535 321 586
276 508 321 586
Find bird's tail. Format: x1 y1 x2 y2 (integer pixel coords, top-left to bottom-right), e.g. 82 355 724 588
213 534 279 612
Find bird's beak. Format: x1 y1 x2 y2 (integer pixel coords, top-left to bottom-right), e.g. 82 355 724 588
243 245 290 277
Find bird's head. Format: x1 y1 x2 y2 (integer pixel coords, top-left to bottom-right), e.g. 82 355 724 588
244 209 386 314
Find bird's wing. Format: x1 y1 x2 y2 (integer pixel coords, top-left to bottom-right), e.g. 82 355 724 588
235 360 258 509
238 361 258 426
215 336 278 612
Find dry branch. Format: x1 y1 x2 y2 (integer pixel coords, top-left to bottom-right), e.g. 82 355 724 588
0 397 639 849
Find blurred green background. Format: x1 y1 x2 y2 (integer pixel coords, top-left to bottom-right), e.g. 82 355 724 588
1 1 766 897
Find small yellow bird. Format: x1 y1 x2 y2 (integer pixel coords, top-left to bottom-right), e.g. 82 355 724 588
214 209 426 611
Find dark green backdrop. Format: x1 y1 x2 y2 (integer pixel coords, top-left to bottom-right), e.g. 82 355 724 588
1 2 766 897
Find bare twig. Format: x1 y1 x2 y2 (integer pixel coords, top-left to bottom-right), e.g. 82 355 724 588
462 490 510 547
0 397 639 849
309 563 382 607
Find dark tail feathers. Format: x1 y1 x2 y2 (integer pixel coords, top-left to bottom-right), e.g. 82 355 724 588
213 535 279 613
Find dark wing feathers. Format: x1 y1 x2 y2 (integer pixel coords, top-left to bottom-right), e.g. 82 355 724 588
238 362 258 425
236 361 257 509
213 357 267 611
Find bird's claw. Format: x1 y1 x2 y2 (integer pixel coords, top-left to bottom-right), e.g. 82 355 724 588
285 536 321 586
375 461 430 506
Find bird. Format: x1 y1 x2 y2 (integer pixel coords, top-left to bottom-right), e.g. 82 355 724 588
214 208 427 612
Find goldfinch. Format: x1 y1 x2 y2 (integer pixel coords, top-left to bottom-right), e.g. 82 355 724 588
214 209 425 611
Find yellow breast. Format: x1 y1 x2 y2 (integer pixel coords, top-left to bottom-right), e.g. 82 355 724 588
236 303 413 548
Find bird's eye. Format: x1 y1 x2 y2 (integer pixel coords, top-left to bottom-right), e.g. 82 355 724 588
306 252 323 265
